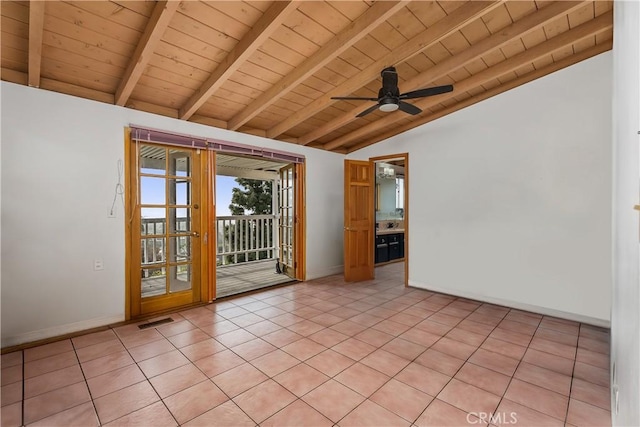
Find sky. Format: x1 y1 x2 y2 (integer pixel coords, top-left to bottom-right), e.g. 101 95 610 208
139 175 237 218
216 175 236 216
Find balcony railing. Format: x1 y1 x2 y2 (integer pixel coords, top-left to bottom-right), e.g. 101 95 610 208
140 217 190 267
140 215 278 268
216 215 277 266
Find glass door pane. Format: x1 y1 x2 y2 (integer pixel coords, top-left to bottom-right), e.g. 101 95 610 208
278 164 295 278
137 144 199 308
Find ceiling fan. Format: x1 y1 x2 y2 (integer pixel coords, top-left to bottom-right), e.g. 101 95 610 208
331 66 453 118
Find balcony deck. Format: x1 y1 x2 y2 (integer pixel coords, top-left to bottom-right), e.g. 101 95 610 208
216 259 295 298
141 259 295 299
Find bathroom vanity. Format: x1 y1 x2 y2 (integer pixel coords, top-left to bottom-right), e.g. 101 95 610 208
375 227 404 264
375 161 405 265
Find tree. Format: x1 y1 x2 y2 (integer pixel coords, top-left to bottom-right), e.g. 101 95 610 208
229 178 273 215
222 178 274 265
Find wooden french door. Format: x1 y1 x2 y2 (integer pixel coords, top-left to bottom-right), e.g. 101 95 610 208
278 163 296 279
344 160 374 282
129 142 205 317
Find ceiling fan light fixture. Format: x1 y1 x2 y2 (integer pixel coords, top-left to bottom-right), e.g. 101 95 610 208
379 101 399 112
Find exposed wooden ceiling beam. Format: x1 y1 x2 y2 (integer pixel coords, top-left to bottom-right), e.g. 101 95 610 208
28 1 45 88
125 99 179 119
300 0 585 146
324 10 613 151
3 67 117 104
122 101 230 130
226 1 409 131
348 41 612 153
2 68 28 85
179 1 300 121
266 1 503 139
115 0 179 106
42 78 115 104
189 115 228 130
237 128 267 138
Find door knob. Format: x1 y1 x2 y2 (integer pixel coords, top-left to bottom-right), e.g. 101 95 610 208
192 231 200 238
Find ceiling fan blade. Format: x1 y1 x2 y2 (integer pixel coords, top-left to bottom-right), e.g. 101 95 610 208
398 101 422 115
331 96 379 101
399 84 454 100
356 104 382 118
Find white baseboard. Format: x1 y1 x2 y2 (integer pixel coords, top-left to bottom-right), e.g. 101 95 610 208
1 314 125 348
408 280 610 328
305 265 344 281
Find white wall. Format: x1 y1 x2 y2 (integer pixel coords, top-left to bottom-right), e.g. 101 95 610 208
611 1 640 425
0 82 344 347
350 52 613 325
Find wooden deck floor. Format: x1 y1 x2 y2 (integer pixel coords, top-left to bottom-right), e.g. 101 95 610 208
142 260 403 299
142 274 190 298
216 259 295 298
140 260 294 299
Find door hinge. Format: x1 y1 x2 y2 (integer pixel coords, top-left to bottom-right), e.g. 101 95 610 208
204 232 208 244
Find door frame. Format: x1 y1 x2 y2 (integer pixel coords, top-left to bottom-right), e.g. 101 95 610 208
296 162 306 281
124 130 212 320
370 153 409 287
293 162 306 282
125 130 307 319
206 149 216 302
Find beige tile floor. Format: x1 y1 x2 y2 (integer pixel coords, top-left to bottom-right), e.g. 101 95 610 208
0 263 611 426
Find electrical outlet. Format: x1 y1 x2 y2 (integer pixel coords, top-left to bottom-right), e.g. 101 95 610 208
94 259 104 271
108 206 116 218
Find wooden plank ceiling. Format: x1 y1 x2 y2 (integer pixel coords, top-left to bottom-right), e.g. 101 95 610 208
1 1 613 153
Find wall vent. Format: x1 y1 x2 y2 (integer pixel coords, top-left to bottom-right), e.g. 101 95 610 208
138 317 174 329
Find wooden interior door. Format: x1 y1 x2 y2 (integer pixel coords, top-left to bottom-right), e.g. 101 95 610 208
344 160 374 282
278 163 296 279
130 143 204 316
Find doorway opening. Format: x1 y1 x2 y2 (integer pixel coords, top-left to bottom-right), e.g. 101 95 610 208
373 155 408 285
125 127 306 320
343 153 408 285
214 153 302 298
